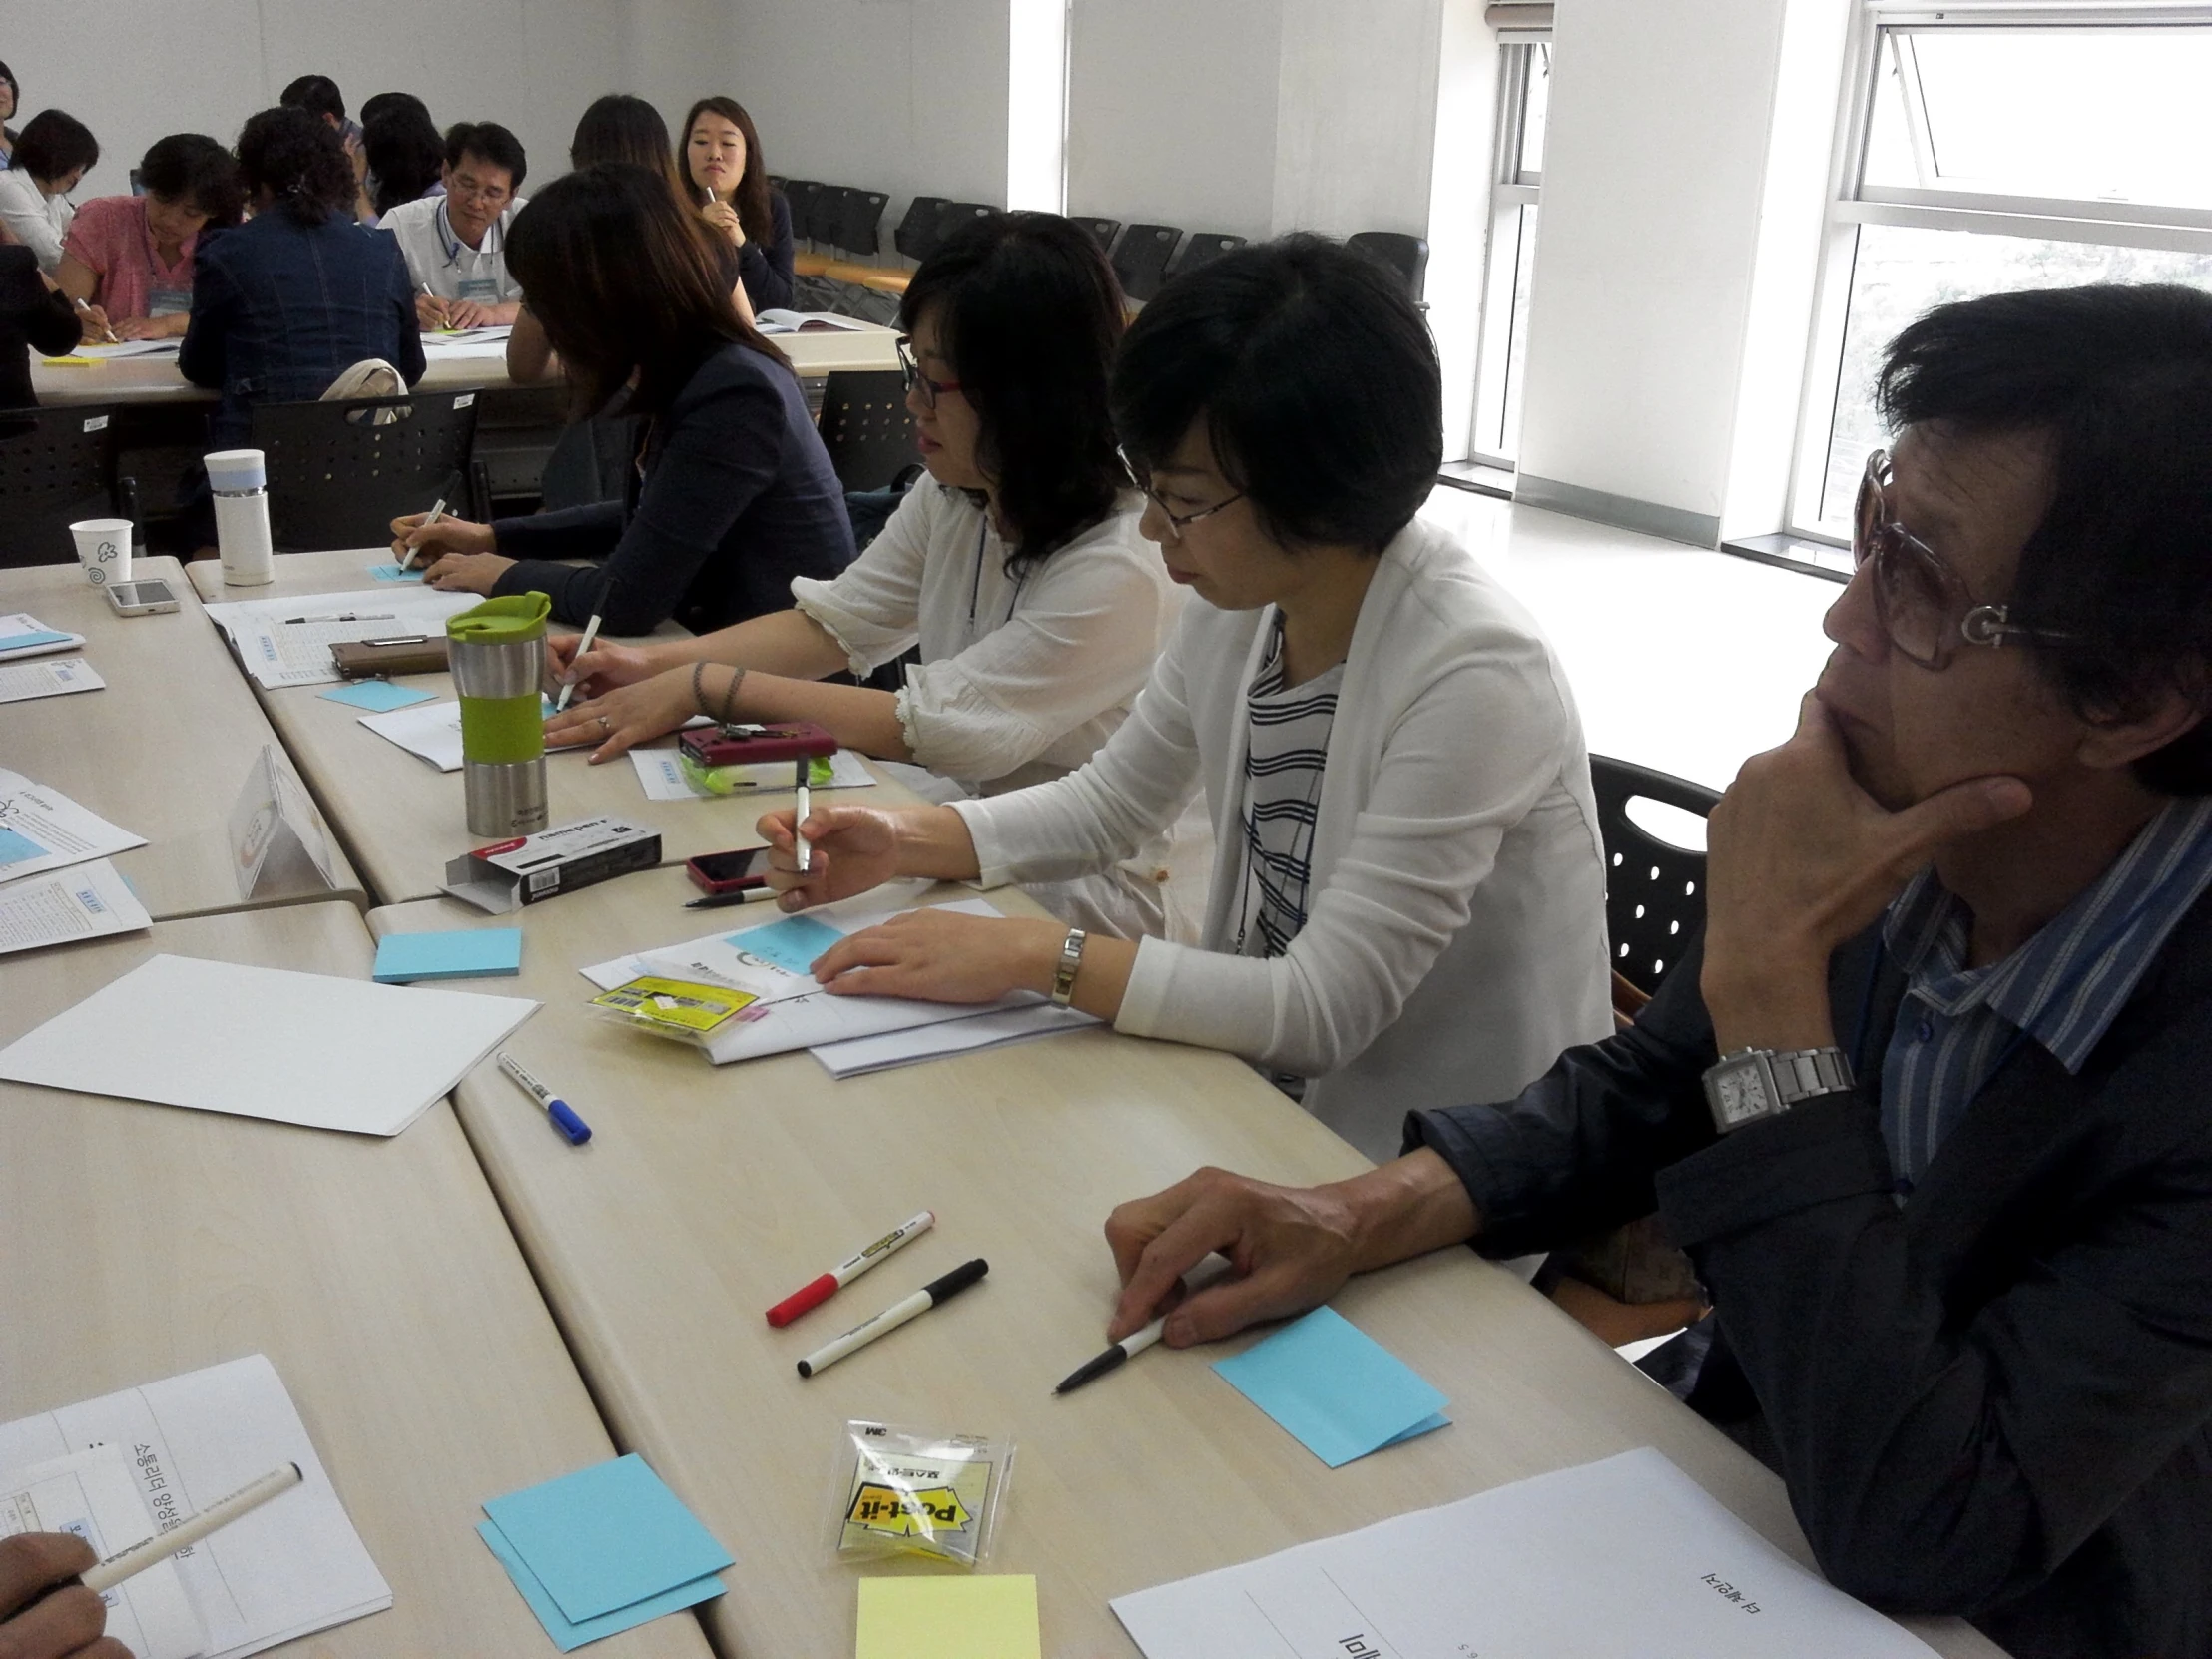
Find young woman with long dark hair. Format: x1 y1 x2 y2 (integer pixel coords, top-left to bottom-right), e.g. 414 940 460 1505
680 96 793 312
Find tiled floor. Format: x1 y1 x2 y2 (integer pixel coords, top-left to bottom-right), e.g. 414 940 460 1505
1418 486 1841 796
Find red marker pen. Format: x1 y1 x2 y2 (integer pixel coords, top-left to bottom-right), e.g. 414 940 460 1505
767 1210 935 1327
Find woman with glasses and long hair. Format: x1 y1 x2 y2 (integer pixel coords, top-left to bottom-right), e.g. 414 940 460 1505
680 96 793 313
541 211 1191 938
390 162 851 634
748 236 1614 1163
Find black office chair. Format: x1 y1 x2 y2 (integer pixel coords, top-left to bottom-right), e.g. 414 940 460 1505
893 195 950 263
1171 232 1246 279
930 201 998 258
817 371 918 493
1346 231 1431 302
0 405 118 568
1069 216 1121 254
1112 225 1183 302
250 391 479 553
1587 754 1719 998
782 180 825 247
832 188 888 259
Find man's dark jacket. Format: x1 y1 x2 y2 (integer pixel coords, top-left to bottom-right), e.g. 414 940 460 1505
1408 901 2212 1659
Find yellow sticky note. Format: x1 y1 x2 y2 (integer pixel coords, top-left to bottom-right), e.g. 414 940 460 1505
855 1575 1040 1659
40 356 98 367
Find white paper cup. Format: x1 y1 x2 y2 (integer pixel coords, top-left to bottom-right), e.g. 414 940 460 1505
68 518 133 587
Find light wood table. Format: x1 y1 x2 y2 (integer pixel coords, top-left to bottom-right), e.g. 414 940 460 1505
0 902 712 1659
0 556 367 920
32 325 901 408
368 870 1998 1658
186 549 914 905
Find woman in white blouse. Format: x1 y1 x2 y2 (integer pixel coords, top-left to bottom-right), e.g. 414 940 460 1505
542 211 1186 937
0 110 97 274
756 237 1615 1162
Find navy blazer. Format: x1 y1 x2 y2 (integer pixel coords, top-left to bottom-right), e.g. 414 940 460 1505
736 189 796 314
1410 903 2212 1659
180 209 424 446
490 339 853 634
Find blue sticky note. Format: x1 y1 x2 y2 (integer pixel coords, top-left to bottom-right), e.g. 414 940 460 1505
0 827 48 866
726 912 843 977
321 679 436 713
0 629 72 654
366 562 426 582
1212 1306 1451 1468
373 927 522 983
481 1453 733 1626
478 1521 723 1652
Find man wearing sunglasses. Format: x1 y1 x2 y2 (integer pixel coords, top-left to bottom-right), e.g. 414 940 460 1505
1098 284 2212 1659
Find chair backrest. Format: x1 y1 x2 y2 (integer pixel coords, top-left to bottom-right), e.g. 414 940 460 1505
1112 224 1183 302
0 405 117 569
832 187 888 258
1587 754 1719 996
250 391 480 553
929 201 998 260
894 195 949 262
1172 232 1246 279
1346 231 1431 301
1070 216 1121 254
816 370 918 493
782 180 825 246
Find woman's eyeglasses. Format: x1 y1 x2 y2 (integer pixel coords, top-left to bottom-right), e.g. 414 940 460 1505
896 336 961 410
1852 448 2069 671
1117 448 1245 542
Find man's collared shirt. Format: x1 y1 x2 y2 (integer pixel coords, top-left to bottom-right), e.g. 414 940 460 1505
1878 794 2212 1188
378 195 526 304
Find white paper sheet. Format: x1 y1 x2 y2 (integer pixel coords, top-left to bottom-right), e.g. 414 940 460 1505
69 339 182 359
0 859 151 956
0 770 148 885
627 745 879 801
0 656 104 703
754 308 869 333
203 588 477 689
1111 1447 1936 1659
0 952 536 1136
357 699 465 771
0 613 88 662
810 1001 1097 1077
0 1445 208 1658
0 1355 391 1659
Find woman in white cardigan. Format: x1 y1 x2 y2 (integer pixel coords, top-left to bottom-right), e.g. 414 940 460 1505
759 237 1614 1162
543 212 1186 937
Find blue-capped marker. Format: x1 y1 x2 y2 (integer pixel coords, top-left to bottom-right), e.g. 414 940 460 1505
497 1052 592 1144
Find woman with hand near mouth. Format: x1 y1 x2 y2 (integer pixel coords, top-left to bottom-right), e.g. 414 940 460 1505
681 97 793 313
542 211 1191 939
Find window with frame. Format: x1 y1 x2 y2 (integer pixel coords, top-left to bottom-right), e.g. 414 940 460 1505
1469 33 1550 467
1793 4 2212 542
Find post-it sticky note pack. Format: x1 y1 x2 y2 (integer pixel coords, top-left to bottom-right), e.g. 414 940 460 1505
372 928 522 983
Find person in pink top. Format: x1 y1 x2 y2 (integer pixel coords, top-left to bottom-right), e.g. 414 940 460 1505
55 134 242 340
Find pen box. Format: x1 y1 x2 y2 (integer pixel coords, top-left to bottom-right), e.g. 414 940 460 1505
442 816 661 913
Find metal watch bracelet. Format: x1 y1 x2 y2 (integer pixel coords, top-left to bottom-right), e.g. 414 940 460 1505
1050 927 1087 1007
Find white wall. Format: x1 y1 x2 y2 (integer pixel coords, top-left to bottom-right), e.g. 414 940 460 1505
6 0 632 203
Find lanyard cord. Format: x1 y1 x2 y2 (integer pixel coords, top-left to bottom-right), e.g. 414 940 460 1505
965 517 1025 641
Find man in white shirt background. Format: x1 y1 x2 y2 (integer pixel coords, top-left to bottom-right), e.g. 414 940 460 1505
379 122 527 330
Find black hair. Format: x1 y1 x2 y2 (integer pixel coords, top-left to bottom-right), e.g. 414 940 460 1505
679 97 773 246
0 61 19 143
1113 234 1442 554
139 133 245 227
235 105 355 226
570 95 684 200
360 91 430 128
898 212 1127 572
443 121 527 195
15 110 100 186
363 105 444 217
507 163 785 422
1880 283 2212 795
278 75 345 124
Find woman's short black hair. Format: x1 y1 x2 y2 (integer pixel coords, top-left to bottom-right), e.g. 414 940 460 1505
360 91 430 129
0 60 19 123
1880 283 2212 794
278 75 345 124
235 105 354 225
139 133 244 227
898 211 1127 572
1113 233 1442 555
15 110 100 184
363 105 443 218
444 121 527 194
507 162 786 421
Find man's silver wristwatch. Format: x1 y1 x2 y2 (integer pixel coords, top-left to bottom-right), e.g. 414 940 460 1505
1702 1046 1856 1134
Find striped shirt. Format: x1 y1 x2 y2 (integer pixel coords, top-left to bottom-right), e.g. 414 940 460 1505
1878 794 2212 1188
1237 616 1343 962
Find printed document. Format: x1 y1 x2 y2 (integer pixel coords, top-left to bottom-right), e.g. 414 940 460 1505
1110 1447 1936 1659
0 1355 390 1659
203 587 476 689
0 770 146 885
0 1445 207 1657
0 656 104 703
0 859 150 956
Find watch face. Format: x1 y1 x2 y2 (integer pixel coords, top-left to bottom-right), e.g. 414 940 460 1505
1714 1064 1772 1128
